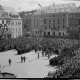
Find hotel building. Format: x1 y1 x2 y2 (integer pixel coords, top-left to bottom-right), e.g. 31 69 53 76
31 3 80 37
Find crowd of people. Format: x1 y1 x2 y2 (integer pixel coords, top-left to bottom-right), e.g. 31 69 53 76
0 36 80 78
46 41 80 78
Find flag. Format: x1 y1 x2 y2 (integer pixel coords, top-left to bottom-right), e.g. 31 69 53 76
38 3 41 7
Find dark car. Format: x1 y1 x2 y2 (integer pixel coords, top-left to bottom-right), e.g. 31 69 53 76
2 72 17 78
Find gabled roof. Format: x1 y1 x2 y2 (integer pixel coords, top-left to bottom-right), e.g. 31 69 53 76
0 5 22 19
2 6 18 15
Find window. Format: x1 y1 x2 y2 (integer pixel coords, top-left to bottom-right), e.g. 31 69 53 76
2 20 4 24
57 20 59 24
53 32 55 35
6 28 8 31
78 20 80 25
44 32 46 35
45 26 46 30
9 20 10 24
59 32 61 36
16 28 17 33
18 22 19 25
13 28 14 33
63 25 65 28
16 22 17 25
48 32 50 36
34 20 35 26
12 22 14 25
73 15 76 18
44 19 46 24
70 15 73 18
53 20 55 22
38 31 39 34
63 19 65 22
18 22 21 25
0 25 1 28
2 14 4 17
49 26 50 28
49 20 50 23
63 14 65 17
37 20 38 28
63 32 64 36
58 26 60 30
35 31 37 34
53 15 55 17
6 20 8 24
49 20 50 25
26 20 28 24
53 25 55 29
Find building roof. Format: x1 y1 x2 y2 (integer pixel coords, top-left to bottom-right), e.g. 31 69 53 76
0 5 21 19
34 3 80 15
19 9 37 18
2 6 18 15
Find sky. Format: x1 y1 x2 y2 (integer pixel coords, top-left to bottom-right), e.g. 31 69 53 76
0 0 80 12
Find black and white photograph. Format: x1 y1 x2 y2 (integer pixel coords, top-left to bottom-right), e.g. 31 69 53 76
0 0 80 78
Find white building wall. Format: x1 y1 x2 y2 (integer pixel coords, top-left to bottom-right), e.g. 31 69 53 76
11 19 22 38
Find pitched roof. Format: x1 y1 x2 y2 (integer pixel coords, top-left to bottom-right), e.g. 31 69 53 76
34 3 80 15
2 6 18 15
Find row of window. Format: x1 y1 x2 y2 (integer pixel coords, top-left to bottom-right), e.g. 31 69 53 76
33 19 66 28
69 20 80 25
44 32 65 36
12 28 21 33
1 20 10 24
33 31 65 36
2 28 11 32
12 22 21 25
44 25 66 30
34 13 66 17
1 12 19 19
69 21 78 24
1 20 22 26
9 14 19 18
44 19 65 24
69 14 80 18
33 31 41 35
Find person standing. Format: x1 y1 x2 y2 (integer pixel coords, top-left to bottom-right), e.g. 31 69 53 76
42 51 44 57
38 52 39 59
23 56 26 62
21 56 23 63
8 58 11 65
0 65 3 78
48 53 50 59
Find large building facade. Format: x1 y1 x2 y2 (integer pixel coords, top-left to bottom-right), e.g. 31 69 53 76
19 10 37 36
31 3 80 37
0 5 22 39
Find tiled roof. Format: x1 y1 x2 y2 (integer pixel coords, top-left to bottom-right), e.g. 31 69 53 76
2 6 18 15
19 9 37 18
1 6 21 19
34 3 80 15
